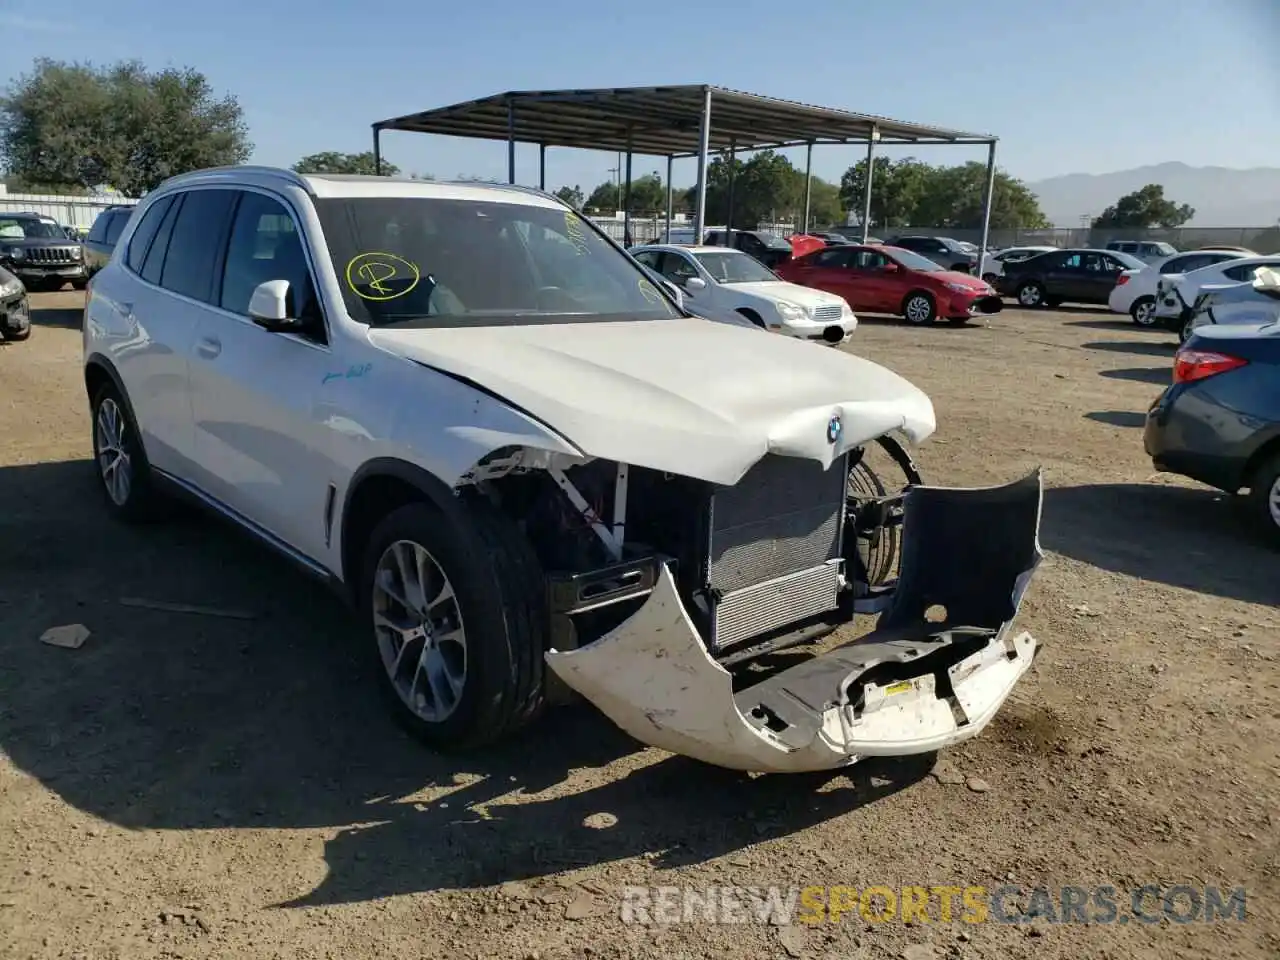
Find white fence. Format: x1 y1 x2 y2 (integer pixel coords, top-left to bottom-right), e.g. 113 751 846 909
591 216 797 244
0 190 137 228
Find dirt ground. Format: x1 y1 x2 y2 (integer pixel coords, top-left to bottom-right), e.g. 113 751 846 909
1 290 1277 960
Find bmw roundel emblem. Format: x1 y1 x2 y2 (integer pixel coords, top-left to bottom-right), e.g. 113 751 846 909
827 415 843 444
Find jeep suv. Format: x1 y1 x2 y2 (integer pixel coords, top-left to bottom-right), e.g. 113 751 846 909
0 212 87 290
83 165 1044 772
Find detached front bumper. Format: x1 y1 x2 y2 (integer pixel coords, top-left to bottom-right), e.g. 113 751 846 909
546 471 1044 773
1 293 29 337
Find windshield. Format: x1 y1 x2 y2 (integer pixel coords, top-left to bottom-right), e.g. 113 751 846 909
314 196 681 328
0 217 65 240
887 248 944 272
758 232 792 250
694 250 779 283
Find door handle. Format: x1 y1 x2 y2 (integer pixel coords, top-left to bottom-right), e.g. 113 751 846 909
196 336 222 359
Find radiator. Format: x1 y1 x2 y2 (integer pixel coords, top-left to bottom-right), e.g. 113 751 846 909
706 454 846 649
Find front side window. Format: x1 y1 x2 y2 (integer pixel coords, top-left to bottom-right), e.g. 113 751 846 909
316 196 680 328
220 191 323 341
658 253 700 285
631 250 660 269
693 250 777 283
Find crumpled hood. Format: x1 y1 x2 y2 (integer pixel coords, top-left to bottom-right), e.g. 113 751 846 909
368 316 935 485
724 280 849 310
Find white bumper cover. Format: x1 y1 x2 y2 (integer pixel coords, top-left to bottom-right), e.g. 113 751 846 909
546 471 1045 773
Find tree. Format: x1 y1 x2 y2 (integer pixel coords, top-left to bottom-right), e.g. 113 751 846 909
293 151 398 176
800 176 843 230
839 157 934 229
585 174 666 215
1092 184 1195 229
680 150 804 228
554 185 584 208
837 157 1049 230
0 58 250 197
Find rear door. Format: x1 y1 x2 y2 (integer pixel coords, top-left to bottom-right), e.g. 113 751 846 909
1045 252 1088 300
794 247 860 305
1081 252 1128 302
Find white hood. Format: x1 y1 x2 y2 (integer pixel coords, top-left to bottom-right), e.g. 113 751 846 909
726 280 847 311
369 317 934 485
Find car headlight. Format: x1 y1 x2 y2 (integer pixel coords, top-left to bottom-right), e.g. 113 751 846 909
775 301 808 322
944 282 974 293
0 279 22 297
6 247 24 260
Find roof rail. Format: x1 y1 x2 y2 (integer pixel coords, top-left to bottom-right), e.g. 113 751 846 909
161 165 314 195
441 179 570 208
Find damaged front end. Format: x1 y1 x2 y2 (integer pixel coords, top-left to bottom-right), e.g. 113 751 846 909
544 469 1044 773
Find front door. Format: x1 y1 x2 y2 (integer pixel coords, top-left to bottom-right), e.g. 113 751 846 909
187 189 336 563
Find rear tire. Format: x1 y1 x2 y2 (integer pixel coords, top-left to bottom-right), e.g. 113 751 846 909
1245 453 1280 549
1016 282 1045 308
359 498 549 751
1130 296 1156 326
90 380 165 522
902 291 937 325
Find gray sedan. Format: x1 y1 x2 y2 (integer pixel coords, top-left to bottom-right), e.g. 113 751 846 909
1144 320 1280 545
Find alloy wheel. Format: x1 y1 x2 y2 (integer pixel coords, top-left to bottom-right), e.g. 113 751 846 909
1268 476 1280 530
905 296 932 323
1133 300 1156 325
95 398 132 506
1018 285 1042 307
371 539 467 723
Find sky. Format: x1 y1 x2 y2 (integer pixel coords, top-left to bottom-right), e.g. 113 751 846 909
3 0 1279 193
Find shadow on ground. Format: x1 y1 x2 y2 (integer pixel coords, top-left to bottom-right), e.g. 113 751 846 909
1098 367 1171 386
1041 483 1279 607
28 301 82 330
1082 340 1176 359
0 458 931 907
1065 318 1151 332
1084 410 1147 427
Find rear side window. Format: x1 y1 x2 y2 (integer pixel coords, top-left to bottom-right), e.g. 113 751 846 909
159 190 238 303
141 196 183 286
87 212 111 244
1223 263 1261 282
126 198 174 273
104 210 129 245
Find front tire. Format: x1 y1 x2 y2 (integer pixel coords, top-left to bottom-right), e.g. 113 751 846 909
359 499 548 750
90 381 164 522
1016 282 1045 308
1130 296 1156 326
902 291 937 325
1245 453 1280 549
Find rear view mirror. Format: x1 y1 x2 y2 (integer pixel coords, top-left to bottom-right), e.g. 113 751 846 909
249 280 302 332
685 276 707 291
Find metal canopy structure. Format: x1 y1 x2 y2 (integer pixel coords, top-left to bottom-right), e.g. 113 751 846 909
372 84 999 265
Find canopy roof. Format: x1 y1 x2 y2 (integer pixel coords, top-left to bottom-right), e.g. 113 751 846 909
374 85 996 157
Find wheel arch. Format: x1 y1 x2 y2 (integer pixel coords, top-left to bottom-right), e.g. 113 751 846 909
735 306 765 327
1241 432 1280 492
84 353 149 457
339 457 465 602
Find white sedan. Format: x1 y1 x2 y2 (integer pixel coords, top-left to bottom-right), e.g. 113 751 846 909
631 244 857 345
977 246 1058 285
1154 254 1280 322
1106 249 1251 326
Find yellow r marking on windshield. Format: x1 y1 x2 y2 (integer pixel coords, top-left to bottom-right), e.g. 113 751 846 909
563 210 590 257
345 252 421 301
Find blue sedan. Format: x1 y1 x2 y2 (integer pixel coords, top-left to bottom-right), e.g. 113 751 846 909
1145 320 1280 546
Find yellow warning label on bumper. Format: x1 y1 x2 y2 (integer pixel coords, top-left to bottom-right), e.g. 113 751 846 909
884 681 915 696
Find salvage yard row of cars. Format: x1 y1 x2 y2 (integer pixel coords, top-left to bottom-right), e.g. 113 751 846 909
6 170 1276 775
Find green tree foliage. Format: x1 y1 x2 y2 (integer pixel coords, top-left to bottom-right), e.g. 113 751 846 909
292 151 399 176
553 185 584 208
839 156 1049 230
0 58 250 197
1092 184 1195 229
585 173 667 215
679 150 843 229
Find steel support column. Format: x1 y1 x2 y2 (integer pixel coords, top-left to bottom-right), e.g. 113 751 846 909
725 138 737 241
802 141 814 233
506 98 516 184
861 127 877 243
623 130 633 246
372 126 382 176
976 140 999 280
664 155 674 242
539 143 546 190
692 87 712 241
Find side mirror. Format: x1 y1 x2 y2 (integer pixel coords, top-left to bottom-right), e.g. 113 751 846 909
883 263 901 273
685 276 707 292
249 280 302 332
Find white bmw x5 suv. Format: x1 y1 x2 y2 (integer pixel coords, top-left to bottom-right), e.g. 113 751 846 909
83 166 1046 772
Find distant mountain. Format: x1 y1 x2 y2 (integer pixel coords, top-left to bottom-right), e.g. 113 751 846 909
1026 162 1280 228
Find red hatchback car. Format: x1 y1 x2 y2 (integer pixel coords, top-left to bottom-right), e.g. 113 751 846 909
776 244 1004 325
